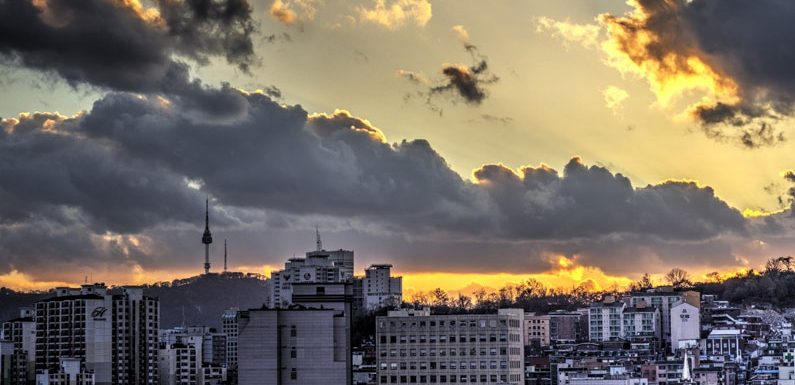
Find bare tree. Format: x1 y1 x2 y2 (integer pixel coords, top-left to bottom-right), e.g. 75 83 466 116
665 267 691 289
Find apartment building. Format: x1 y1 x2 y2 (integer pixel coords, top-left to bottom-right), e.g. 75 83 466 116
376 308 525 384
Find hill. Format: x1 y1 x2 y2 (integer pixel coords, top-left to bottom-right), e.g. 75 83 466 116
0 273 268 329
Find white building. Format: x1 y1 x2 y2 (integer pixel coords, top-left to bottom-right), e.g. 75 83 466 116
621 305 661 343
158 327 228 385
265 252 352 308
626 289 700 349
34 284 159 385
376 308 525 385
363 264 403 311
670 302 700 350
701 329 744 362
589 297 625 342
238 283 353 385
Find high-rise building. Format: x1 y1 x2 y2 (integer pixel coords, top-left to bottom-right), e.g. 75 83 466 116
34 284 159 385
35 285 114 385
265 254 352 308
238 283 353 385
221 308 245 382
375 308 525 385
362 265 402 311
112 287 159 385
1 308 36 385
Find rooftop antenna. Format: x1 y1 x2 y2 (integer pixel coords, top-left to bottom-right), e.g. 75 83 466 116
224 239 228 273
315 225 322 251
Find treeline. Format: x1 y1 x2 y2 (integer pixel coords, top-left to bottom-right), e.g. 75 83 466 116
696 256 795 307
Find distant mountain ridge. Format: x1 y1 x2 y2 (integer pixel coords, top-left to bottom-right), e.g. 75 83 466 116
0 273 268 329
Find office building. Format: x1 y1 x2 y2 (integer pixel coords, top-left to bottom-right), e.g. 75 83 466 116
375 308 525 385
362 265 402 311
238 282 353 385
158 327 228 385
548 311 584 344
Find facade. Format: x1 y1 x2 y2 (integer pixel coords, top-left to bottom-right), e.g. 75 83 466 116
524 313 550 347
111 287 159 385
35 285 113 385
548 311 584 344
626 290 700 349
237 283 353 385
265 253 351 308
34 284 159 385
2 308 36 385
589 297 625 342
701 329 744 362
375 308 525 385
621 306 660 343
362 265 403 311
35 357 95 385
669 302 700 350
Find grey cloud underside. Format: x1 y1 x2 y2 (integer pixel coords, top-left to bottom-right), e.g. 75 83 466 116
0 87 753 274
0 0 256 118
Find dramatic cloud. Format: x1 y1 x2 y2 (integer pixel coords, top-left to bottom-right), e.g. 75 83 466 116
358 0 431 29
400 26 499 113
0 0 256 115
538 0 795 147
0 85 763 281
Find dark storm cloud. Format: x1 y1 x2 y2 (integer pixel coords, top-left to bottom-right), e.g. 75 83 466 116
598 0 795 147
0 87 754 277
0 0 256 103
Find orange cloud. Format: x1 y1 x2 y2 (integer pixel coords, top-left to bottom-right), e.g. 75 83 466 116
269 0 316 25
0 270 76 292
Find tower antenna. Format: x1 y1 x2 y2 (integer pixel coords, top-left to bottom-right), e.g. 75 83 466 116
202 198 213 274
315 225 322 251
224 239 228 273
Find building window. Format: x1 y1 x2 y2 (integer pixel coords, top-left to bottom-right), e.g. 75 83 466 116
290 326 297 337
290 368 297 380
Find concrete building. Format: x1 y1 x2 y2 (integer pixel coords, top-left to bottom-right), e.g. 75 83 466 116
524 313 550 347
589 297 625 342
35 357 95 385
375 308 525 385
158 327 228 385
34 284 159 385
265 254 351 308
669 302 700 350
626 289 699 349
111 287 159 385
238 283 353 385
2 308 36 385
701 329 744 362
362 265 402 311
35 285 113 385
548 311 584 344
221 308 244 384
621 305 661 344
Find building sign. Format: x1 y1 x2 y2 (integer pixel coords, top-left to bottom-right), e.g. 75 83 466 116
92 307 108 320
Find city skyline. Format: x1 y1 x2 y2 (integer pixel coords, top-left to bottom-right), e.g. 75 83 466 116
2 0 795 295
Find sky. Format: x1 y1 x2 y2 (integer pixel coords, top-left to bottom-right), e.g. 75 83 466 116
1 0 795 295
